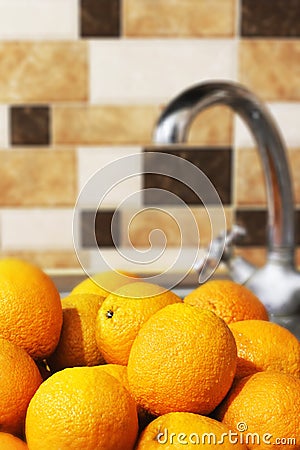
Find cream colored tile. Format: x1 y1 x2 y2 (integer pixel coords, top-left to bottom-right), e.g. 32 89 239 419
0 105 9 148
235 103 300 148
0 42 87 103
0 149 77 206
53 105 161 145
239 40 300 101
0 0 78 40
90 39 236 104
0 250 87 270
124 0 235 37
235 148 300 206
2 209 74 250
77 146 142 207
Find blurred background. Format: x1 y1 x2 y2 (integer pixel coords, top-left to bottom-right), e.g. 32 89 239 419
0 0 299 272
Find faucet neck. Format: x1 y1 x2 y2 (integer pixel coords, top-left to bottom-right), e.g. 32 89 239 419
153 81 295 263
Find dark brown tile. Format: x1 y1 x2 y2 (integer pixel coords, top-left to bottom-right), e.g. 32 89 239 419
80 0 120 37
236 209 300 246
81 210 120 248
241 0 300 37
11 106 50 146
143 147 232 206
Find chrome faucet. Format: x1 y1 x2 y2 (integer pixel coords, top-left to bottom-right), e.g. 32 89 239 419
153 81 300 335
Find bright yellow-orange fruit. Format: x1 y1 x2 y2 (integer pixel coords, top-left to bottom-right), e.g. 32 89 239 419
25 367 138 450
229 320 300 379
48 293 106 372
96 282 182 365
136 412 248 449
216 372 300 450
0 338 42 436
71 270 139 297
127 303 237 416
184 280 268 324
97 363 154 430
0 258 62 359
96 363 130 391
0 432 28 449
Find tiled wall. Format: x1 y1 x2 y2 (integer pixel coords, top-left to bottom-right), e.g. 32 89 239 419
0 0 300 272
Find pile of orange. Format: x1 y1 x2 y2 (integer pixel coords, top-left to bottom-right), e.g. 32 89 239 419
0 257 299 449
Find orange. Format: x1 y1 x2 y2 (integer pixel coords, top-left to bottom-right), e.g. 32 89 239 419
71 270 139 297
229 319 300 379
48 293 106 372
127 303 237 416
216 371 300 450
184 280 268 324
0 338 42 436
0 258 62 359
96 281 182 365
136 412 248 449
25 366 138 450
0 432 28 449
97 363 154 430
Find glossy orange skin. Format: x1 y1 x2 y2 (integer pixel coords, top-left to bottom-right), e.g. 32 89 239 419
0 338 42 437
25 367 138 450
128 303 237 416
0 258 62 359
184 280 269 324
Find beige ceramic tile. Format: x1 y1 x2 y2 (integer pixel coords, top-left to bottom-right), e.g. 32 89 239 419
53 105 162 145
0 42 88 103
235 247 267 268
0 250 87 270
124 0 235 37
296 248 300 269
239 40 300 101
0 149 77 206
235 148 300 206
53 104 233 146
188 105 233 146
123 207 232 248
231 247 300 270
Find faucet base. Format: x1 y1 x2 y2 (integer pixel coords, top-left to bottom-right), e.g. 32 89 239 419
244 260 300 316
270 314 300 340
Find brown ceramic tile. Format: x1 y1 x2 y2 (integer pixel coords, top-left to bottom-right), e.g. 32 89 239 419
53 105 161 146
235 209 300 246
239 40 300 101
143 147 232 206
236 148 300 206
241 0 300 37
0 250 88 270
235 210 267 246
81 0 120 37
11 106 50 146
124 0 235 37
0 42 88 103
81 210 120 248
0 149 77 206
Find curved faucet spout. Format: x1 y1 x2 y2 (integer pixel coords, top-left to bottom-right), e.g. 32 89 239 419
153 81 295 263
153 81 300 322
